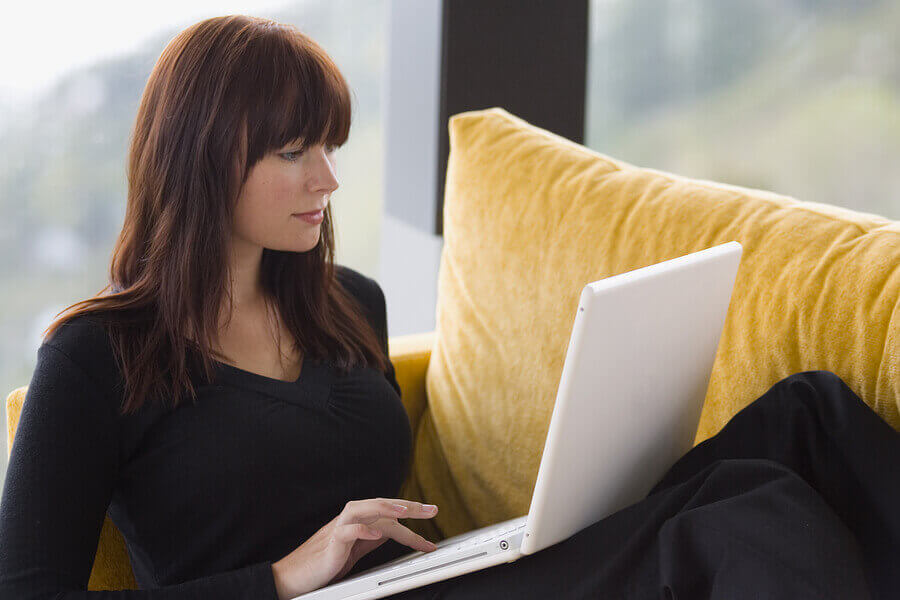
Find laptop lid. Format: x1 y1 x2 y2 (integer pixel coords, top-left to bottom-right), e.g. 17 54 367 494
520 241 743 555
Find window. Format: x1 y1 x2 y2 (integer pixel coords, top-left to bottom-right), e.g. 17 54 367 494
586 0 899 220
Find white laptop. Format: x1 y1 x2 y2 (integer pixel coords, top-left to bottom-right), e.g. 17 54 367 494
296 241 744 600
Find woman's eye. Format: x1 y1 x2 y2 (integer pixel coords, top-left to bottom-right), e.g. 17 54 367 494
281 145 337 162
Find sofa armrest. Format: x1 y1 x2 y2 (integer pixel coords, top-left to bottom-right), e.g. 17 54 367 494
387 331 441 540
388 331 434 438
6 386 27 457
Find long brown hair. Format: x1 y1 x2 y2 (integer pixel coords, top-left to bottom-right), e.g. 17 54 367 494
41 15 390 415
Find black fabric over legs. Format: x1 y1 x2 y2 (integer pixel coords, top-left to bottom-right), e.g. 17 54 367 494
384 370 899 600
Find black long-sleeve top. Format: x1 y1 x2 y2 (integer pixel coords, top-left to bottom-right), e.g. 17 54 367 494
0 265 414 599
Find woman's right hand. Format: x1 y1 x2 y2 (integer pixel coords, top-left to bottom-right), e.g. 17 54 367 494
270 498 440 600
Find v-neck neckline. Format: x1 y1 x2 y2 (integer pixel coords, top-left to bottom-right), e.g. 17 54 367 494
214 356 306 384
210 355 335 406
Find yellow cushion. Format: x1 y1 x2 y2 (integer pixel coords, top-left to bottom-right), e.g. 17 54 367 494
414 106 900 539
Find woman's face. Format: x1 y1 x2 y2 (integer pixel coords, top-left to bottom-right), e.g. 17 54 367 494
232 139 339 253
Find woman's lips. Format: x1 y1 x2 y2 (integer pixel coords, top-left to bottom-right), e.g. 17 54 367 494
293 209 324 224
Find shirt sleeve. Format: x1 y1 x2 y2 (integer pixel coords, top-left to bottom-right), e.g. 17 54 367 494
0 343 280 600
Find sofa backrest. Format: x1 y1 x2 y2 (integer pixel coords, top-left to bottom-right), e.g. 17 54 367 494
412 106 900 538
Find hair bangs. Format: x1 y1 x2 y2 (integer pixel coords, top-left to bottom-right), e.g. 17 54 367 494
267 31 352 155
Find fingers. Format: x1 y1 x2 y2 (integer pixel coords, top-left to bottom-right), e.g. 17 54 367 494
376 519 438 552
388 499 439 518
339 522 384 543
337 520 435 553
338 499 440 552
341 499 439 524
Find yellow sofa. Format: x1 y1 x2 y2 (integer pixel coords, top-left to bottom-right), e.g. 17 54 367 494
6 106 899 589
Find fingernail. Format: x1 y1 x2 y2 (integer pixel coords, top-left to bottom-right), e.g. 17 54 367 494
423 504 437 512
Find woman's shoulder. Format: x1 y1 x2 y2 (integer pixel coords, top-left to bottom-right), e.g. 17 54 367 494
40 312 122 393
334 263 385 311
43 312 114 353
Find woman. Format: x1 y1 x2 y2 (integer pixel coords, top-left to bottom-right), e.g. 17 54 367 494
0 14 896 600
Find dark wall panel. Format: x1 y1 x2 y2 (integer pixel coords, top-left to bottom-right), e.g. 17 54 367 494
436 0 588 235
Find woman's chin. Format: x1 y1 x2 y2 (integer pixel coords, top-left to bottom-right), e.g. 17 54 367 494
264 235 321 254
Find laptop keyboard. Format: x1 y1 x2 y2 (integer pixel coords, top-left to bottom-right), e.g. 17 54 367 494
372 520 526 576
